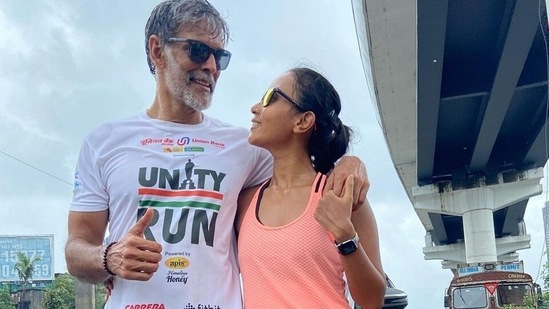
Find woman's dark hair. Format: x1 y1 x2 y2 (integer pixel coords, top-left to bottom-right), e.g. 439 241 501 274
289 67 352 174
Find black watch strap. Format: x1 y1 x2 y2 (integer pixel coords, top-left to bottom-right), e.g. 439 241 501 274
335 233 360 255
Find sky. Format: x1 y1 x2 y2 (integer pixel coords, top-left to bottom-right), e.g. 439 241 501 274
0 1 547 308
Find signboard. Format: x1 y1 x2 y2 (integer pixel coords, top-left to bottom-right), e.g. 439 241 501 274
0 235 54 282
495 261 523 273
457 261 524 277
458 265 484 277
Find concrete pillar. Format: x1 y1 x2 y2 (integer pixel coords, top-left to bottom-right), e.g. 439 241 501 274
413 167 543 267
75 280 95 309
463 208 497 263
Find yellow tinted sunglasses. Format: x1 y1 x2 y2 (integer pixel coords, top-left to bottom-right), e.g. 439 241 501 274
262 87 301 108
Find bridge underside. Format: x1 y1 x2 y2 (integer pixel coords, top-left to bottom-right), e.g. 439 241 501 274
352 0 549 267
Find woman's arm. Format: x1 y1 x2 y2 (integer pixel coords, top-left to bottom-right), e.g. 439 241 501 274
344 199 386 308
315 175 385 308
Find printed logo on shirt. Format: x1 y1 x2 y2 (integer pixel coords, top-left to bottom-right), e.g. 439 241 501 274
165 256 190 269
190 138 225 149
124 304 165 309
140 137 174 146
164 251 191 284
163 146 183 153
136 159 225 248
184 304 220 309
177 136 226 149
140 136 223 156
163 146 206 153
73 170 81 193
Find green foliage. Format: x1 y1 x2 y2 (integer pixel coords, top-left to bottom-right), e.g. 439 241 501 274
43 274 106 309
0 290 15 309
536 291 549 309
543 261 549 290
43 274 75 309
94 283 106 309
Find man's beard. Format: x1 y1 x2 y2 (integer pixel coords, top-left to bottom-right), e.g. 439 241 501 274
165 53 215 111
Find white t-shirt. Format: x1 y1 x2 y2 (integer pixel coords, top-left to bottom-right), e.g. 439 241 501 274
70 112 272 309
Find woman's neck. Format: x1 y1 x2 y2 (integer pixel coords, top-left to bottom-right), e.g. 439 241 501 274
269 153 317 189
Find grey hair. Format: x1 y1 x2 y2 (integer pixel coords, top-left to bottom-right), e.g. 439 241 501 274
144 0 230 76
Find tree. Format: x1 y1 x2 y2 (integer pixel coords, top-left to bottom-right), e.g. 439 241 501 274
43 274 75 309
43 274 106 309
0 289 15 309
537 260 549 309
13 251 41 308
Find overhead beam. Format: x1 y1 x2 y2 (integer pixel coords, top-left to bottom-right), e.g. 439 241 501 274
417 0 448 184
523 92 549 166
469 0 541 173
500 201 527 237
428 213 448 245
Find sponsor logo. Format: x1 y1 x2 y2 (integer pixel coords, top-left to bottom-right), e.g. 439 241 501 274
165 257 190 269
162 146 204 153
177 137 191 145
141 136 224 151
140 138 164 146
163 146 184 153
161 138 174 146
185 147 205 152
184 304 220 309
140 138 174 146
166 270 189 284
125 304 165 309
191 138 225 149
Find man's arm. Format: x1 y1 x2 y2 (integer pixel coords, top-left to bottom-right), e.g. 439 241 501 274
65 210 110 283
325 155 369 207
235 185 260 236
65 208 163 284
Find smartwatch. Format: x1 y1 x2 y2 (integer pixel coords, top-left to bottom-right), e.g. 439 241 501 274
335 233 360 255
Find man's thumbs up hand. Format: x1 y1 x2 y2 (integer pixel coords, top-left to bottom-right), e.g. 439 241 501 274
104 208 162 281
128 207 155 237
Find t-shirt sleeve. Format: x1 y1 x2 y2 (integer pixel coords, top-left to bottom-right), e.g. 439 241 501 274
70 137 109 212
243 146 273 189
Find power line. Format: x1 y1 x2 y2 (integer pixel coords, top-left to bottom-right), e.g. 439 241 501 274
0 149 73 187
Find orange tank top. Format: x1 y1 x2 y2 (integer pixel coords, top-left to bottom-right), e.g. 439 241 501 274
238 173 350 308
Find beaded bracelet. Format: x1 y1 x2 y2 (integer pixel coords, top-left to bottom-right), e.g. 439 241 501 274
102 241 118 276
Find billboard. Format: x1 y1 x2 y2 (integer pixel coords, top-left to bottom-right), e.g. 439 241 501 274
0 235 54 282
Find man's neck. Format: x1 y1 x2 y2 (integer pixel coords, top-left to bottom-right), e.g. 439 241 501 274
147 95 204 125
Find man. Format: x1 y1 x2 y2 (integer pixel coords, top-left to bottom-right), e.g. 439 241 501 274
65 1 368 308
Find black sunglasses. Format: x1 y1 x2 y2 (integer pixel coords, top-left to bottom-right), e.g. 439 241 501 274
262 87 301 109
167 37 231 70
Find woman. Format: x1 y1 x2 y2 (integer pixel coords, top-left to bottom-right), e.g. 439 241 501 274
236 67 386 308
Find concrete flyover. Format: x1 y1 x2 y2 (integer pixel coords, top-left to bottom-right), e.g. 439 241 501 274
352 0 549 271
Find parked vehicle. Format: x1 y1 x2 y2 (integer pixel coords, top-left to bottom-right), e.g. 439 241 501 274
383 275 408 309
444 261 542 309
